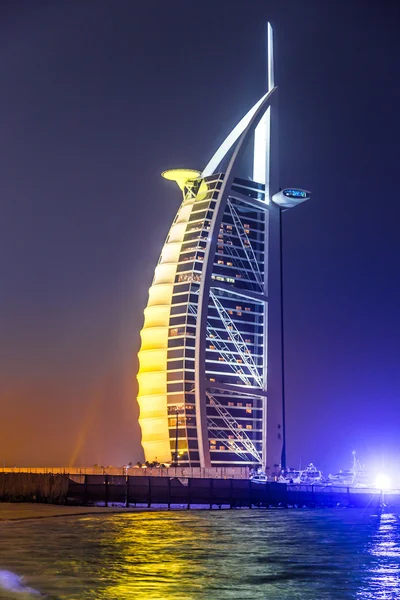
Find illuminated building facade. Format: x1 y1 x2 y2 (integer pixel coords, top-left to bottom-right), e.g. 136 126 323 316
137 24 310 468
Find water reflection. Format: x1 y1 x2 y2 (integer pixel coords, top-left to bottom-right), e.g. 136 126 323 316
358 512 400 599
0 509 399 599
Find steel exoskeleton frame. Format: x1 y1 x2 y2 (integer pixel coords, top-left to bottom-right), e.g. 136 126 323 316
194 87 277 467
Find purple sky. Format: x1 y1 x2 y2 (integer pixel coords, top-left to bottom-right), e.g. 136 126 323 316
1 0 399 472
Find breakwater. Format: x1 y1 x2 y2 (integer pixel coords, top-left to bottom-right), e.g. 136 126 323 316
0 473 68 503
1 473 398 509
0 466 249 478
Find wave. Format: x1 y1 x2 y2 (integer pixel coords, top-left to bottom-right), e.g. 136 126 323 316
0 570 41 596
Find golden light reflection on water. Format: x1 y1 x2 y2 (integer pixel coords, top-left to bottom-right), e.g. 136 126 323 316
96 513 209 599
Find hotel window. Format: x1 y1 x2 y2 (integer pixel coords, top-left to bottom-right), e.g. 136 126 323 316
237 403 242 407
245 338 251 343
237 359 243 364
246 409 252 414
228 310 233 315
227 262 233 266
218 260 224 265
209 378 216 382
210 445 216 450
219 445 225 451
237 424 243 429
246 424 253 430
210 439 216 444
218 357 225 362
237 311 242 316
246 403 252 407
228 435 234 439
236 273 242 278
226 225 232 230
236 306 242 310
228 402 234 407
209 345 215 350
245 307 251 312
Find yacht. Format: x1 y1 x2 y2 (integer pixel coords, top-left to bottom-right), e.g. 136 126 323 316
299 463 323 484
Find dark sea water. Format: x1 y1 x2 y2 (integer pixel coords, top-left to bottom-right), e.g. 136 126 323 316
0 508 399 599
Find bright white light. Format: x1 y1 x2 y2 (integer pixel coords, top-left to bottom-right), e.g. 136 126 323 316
267 22 275 91
375 473 392 490
253 22 274 187
253 109 269 186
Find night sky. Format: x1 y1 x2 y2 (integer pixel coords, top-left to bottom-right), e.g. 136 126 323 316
1 0 399 472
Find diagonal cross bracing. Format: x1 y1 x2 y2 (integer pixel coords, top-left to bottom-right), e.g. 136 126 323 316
207 417 250 461
222 241 260 291
209 290 263 387
227 199 264 291
188 303 253 386
207 392 262 462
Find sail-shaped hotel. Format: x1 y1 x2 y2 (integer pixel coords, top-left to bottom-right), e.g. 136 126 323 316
137 24 310 469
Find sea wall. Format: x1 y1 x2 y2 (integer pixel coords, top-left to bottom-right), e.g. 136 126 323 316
0 473 69 504
1 466 249 479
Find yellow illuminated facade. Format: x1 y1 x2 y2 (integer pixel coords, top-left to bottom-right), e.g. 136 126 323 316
137 171 204 463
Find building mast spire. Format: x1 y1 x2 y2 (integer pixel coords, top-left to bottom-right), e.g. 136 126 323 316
253 22 274 194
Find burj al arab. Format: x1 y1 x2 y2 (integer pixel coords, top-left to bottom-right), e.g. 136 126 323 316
137 23 310 469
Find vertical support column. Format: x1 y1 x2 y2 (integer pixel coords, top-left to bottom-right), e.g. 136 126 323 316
148 478 152 508
125 475 130 508
187 477 191 510
104 474 109 507
248 479 252 509
230 478 234 509
265 480 269 508
83 474 88 506
278 207 287 470
267 199 284 471
167 477 171 510
174 408 179 466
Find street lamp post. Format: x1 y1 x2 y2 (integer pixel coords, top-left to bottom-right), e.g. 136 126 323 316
271 188 311 472
279 206 287 471
174 407 179 467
